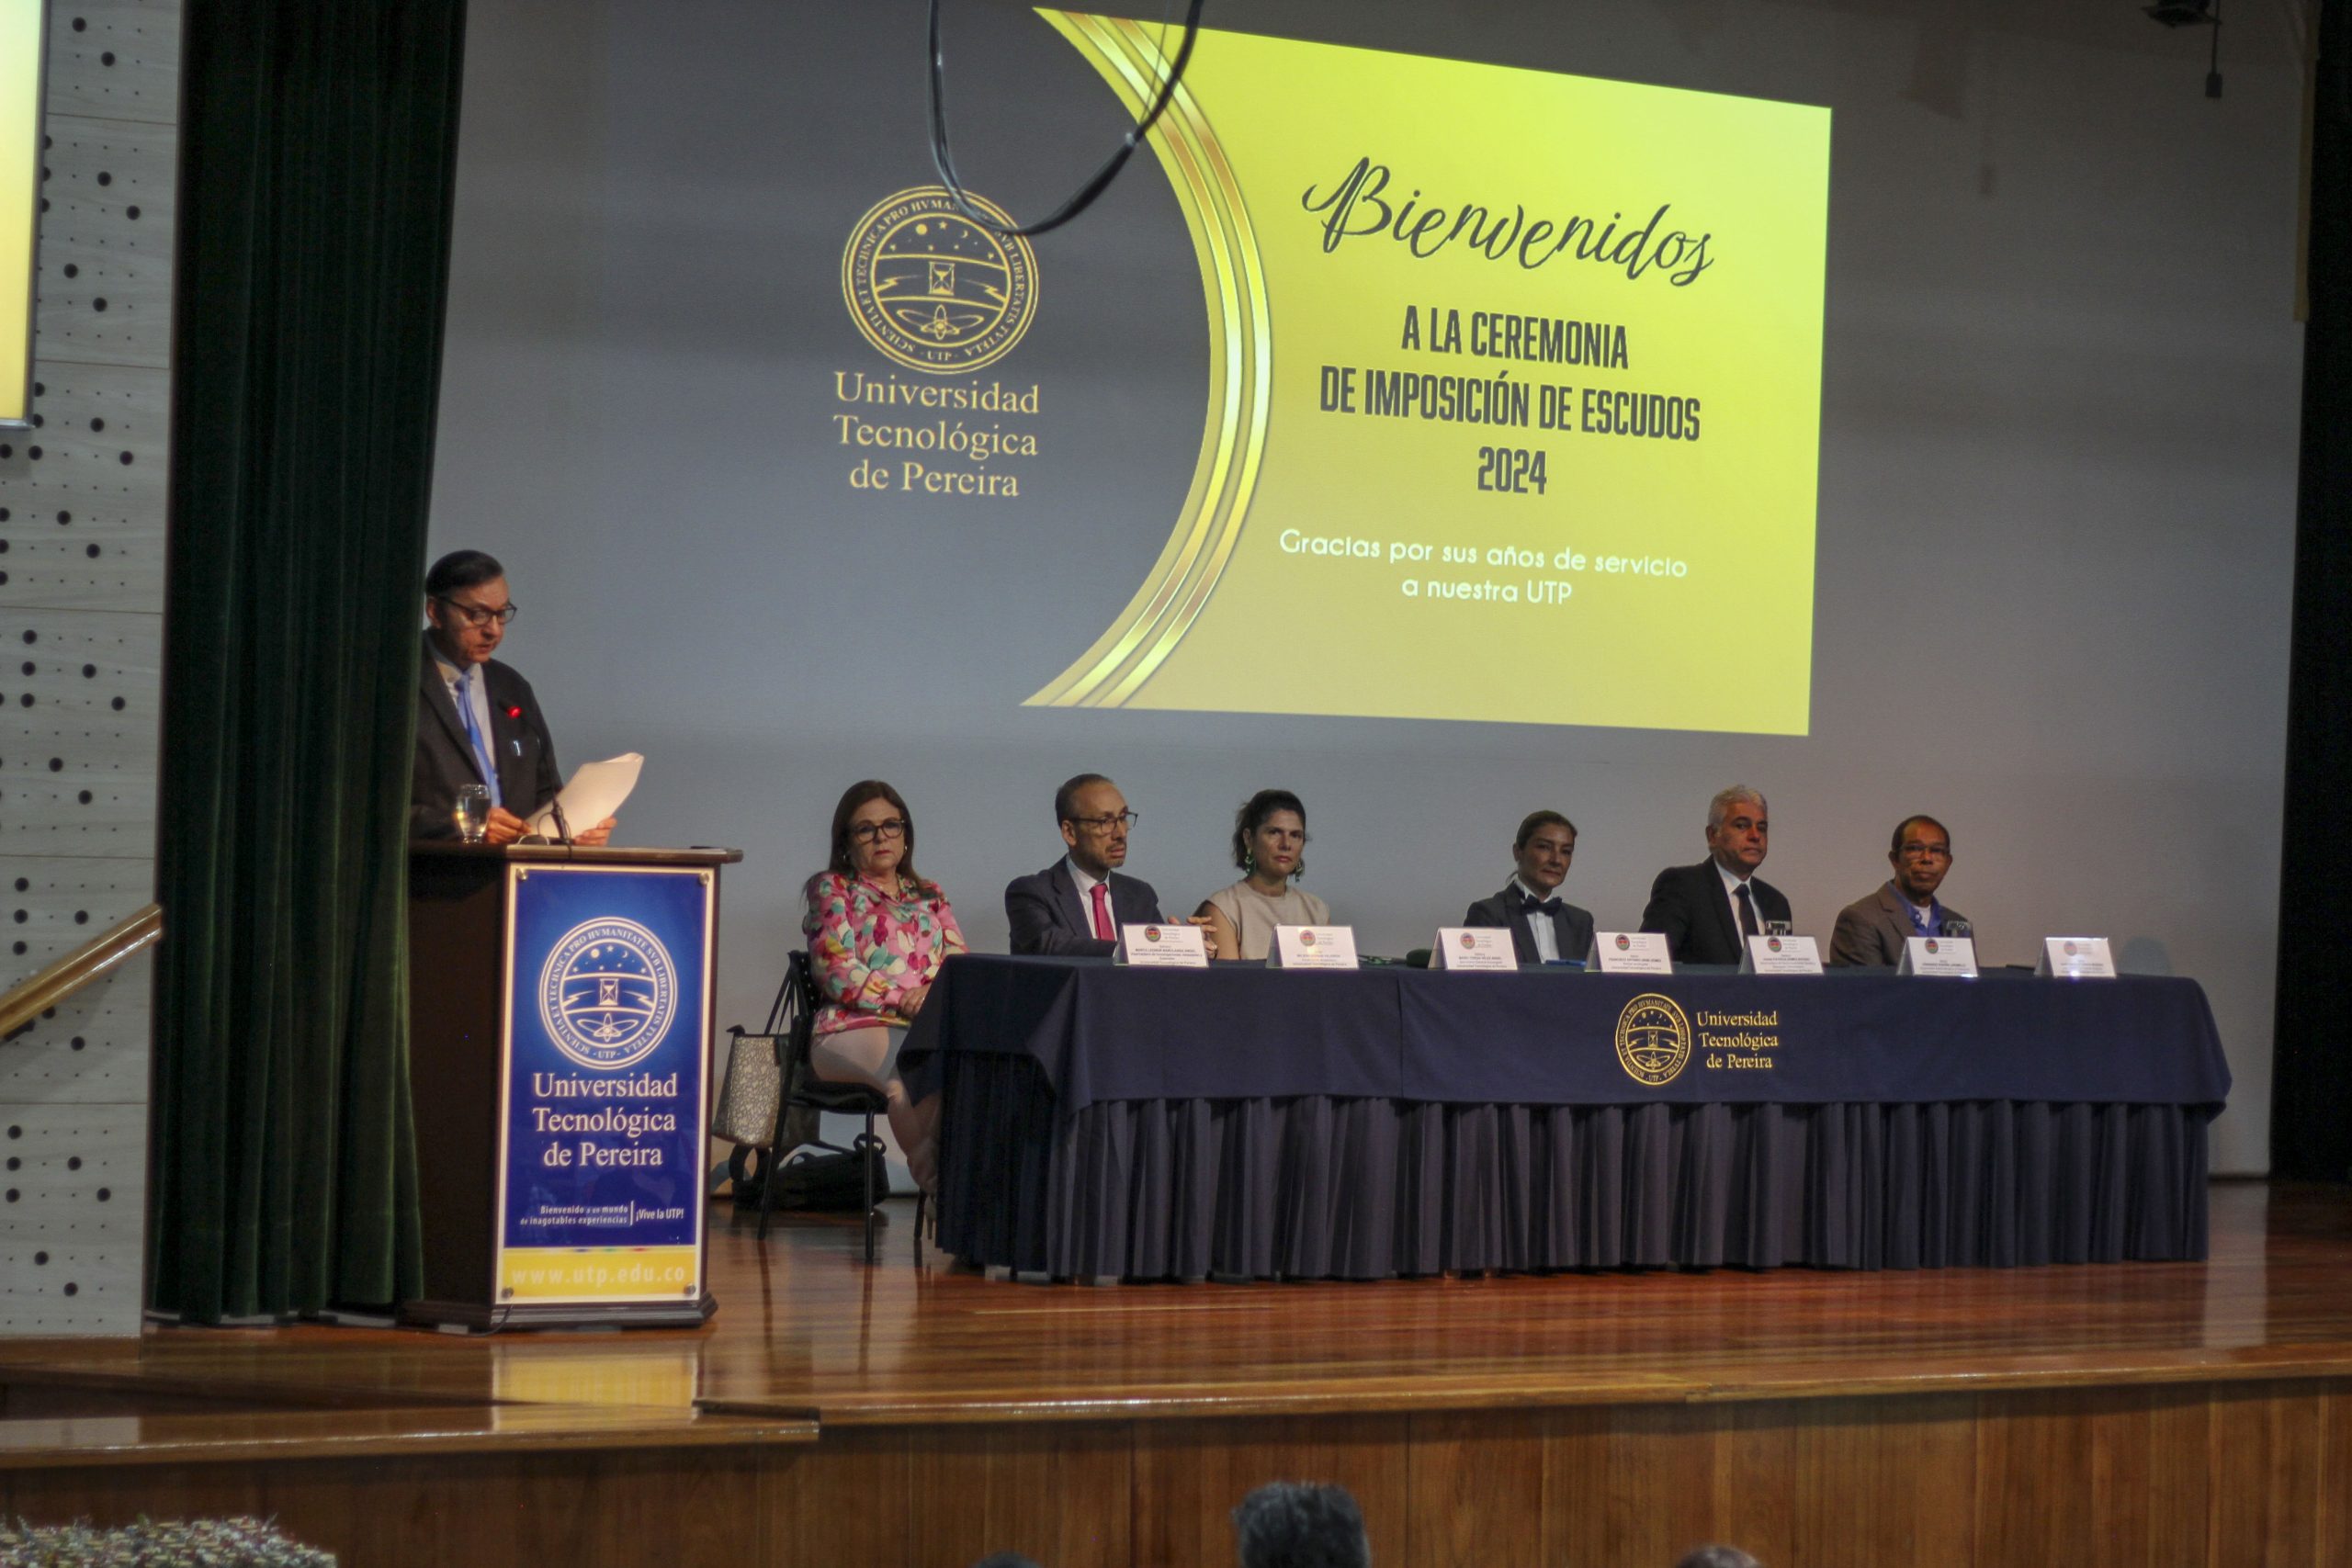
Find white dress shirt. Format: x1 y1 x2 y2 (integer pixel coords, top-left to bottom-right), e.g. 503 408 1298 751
1512 875 1562 964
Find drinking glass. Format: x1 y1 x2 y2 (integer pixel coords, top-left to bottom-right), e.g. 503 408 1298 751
1941 919 1973 941
455 784 492 844
1762 919 1793 938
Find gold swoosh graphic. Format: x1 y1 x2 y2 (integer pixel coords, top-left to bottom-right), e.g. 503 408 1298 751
1025 12 1272 708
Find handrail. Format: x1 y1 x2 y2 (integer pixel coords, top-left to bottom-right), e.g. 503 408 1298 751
0 903 163 1040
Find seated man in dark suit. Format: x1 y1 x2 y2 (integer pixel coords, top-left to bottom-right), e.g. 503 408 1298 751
1463 810 1596 964
1004 773 1197 956
1639 785 1792 964
1830 814 1969 965
411 549 613 845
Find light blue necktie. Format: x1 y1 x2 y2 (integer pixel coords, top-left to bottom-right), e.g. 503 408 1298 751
454 667 503 808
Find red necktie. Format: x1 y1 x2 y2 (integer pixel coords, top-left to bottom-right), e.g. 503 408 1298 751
1090 882 1115 942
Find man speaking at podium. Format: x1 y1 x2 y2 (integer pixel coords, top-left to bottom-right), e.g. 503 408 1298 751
410 549 613 846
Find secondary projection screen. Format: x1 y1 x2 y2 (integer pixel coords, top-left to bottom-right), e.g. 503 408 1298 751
0 0 42 428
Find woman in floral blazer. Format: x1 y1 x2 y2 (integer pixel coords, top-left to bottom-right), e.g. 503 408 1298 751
800 778 967 1190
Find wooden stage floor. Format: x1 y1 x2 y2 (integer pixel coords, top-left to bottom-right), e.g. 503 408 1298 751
8 1179 2352 1566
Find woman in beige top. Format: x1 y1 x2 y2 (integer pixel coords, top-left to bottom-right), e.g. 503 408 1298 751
1197 788 1332 962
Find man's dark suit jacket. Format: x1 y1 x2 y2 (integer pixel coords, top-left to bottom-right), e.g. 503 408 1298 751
1004 860 1168 957
1639 859 1793 966
1463 885 1597 964
412 634 563 840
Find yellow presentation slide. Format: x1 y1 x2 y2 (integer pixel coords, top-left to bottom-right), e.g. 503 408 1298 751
0 0 39 426
1027 15 1829 734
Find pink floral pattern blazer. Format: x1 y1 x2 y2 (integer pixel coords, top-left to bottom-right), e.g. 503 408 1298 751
802 870 967 1036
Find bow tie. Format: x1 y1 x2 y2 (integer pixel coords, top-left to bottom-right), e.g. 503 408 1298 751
1510 891 1563 917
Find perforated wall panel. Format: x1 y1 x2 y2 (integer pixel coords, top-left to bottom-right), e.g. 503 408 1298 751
0 0 177 1336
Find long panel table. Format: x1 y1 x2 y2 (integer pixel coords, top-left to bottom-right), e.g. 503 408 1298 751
898 956 2232 1281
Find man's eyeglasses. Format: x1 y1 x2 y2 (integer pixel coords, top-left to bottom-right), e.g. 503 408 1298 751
439 596 518 627
1897 843 1951 861
850 818 909 843
1069 810 1140 833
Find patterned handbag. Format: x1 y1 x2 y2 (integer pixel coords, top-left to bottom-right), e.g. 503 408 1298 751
710 1027 785 1147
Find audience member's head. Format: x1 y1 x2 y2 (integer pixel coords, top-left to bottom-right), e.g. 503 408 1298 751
1231 1481 1370 1568
1674 1546 1762 1568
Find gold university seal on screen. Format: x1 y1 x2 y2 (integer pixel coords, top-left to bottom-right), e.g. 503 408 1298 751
842 186 1038 374
1614 993 1692 1087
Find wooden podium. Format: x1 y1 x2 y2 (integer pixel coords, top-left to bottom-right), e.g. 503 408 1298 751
403 841 741 1331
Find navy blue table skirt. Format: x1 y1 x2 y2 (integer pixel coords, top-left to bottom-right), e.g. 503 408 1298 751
899 957 2232 1280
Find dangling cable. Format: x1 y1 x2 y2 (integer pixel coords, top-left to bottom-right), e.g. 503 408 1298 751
927 0 1207 238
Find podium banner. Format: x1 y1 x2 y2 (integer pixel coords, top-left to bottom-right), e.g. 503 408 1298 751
495 863 714 1307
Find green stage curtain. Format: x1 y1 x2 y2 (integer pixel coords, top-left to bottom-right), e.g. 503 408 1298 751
2273 4 2352 1181
150 1 468 1321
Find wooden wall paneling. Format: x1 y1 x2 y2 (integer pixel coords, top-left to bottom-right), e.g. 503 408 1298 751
1405 1407 1548 1568
2 1447 807 1568
768 1427 913 1568
1973 1387 2104 1562
258 1452 546 1568
565 1449 777 1568
1706 1401 1804 1567
1971 1384 2225 1564
272 1450 783 1568
5 1460 268 1539
2324 1383 2352 1568
1792 1393 1979 1568
2139 1383 2219 1567
2206 1380 2324 1568
1548 1403 1685 1568
1544 1401 1800 1568
907 1419 1132 1568
9 1382 2352 1566
1129 1413 1410 1568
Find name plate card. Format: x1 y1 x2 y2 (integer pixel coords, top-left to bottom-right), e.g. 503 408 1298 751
1270 924 1360 970
1898 935 1980 977
2037 936 2116 979
1117 923 1210 968
1592 931 1673 974
1432 927 1518 971
1740 934 1825 976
